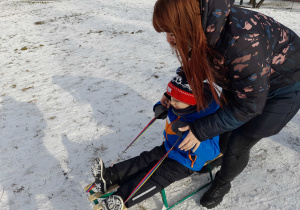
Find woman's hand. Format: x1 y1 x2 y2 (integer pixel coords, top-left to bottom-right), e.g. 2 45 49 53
178 125 200 153
160 94 171 108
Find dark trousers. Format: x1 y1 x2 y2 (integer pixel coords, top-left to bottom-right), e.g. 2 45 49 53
218 82 300 183
112 145 194 207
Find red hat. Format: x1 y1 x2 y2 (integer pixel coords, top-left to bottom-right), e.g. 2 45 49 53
167 69 196 105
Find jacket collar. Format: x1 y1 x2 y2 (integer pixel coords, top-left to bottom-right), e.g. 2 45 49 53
172 105 197 116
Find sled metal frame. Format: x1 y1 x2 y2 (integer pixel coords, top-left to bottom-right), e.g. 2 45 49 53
160 163 214 209
160 153 222 209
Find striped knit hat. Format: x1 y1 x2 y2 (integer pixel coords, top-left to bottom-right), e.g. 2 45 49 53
167 69 196 105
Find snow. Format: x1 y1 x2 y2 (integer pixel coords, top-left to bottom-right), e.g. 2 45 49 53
0 0 299 209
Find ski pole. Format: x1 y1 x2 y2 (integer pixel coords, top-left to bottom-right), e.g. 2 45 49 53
86 109 168 193
124 134 182 204
109 108 168 167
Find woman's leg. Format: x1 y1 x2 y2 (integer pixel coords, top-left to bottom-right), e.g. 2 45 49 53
219 131 231 154
217 131 261 182
200 132 261 208
201 83 300 208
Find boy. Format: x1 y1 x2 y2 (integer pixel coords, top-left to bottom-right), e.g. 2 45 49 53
91 68 220 210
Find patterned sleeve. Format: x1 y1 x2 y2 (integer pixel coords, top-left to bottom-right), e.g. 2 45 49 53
190 33 272 141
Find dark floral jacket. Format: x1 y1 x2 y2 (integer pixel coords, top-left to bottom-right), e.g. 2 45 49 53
191 0 300 141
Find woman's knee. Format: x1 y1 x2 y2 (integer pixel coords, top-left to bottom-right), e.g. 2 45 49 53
227 131 261 155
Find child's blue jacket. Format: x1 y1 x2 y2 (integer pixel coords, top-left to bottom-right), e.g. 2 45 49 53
153 100 220 171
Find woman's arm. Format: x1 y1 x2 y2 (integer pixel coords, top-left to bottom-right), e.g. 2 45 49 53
191 33 272 141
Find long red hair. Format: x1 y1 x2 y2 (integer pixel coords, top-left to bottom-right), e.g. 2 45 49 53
153 0 226 111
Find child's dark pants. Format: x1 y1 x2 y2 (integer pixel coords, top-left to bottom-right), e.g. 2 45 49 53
110 144 194 207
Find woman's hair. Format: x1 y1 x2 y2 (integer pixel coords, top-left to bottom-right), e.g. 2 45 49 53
153 0 227 111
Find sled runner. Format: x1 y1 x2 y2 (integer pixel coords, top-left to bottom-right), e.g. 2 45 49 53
85 184 119 202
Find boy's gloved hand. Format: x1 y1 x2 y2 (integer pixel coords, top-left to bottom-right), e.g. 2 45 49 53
171 121 189 137
154 104 168 119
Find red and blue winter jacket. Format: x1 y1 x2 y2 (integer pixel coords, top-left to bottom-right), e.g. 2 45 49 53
153 93 220 171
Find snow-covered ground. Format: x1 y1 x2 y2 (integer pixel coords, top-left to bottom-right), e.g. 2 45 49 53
0 0 299 209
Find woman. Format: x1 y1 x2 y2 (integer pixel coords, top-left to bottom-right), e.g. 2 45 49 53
153 0 300 208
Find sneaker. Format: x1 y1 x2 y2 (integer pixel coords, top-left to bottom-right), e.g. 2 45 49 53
99 195 125 210
91 158 107 194
200 172 231 209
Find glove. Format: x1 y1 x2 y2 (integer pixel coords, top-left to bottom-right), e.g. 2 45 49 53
171 120 189 137
154 104 168 119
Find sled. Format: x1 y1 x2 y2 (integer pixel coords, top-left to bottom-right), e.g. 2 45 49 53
85 153 223 210
160 153 222 209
